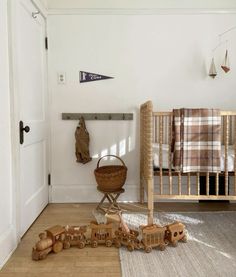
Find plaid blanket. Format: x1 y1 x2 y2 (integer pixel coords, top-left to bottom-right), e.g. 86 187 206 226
172 108 221 173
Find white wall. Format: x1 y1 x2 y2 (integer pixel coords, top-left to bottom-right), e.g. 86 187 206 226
48 13 236 203
38 0 47 9
0 0 17 268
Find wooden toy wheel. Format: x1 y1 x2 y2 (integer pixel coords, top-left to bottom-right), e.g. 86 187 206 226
91 240 98 248
135 242 141 250
53 241 63 253
63 241 70 249
39 232 46 240
159 244 166 251
127 244 134 252
172 241 178 247
182 235 187 243
145 246 152 253
78 241 85 249
106 240 112 247
40 253 47 260
114 240 121 248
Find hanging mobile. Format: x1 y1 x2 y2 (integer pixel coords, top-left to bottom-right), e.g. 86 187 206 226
221 49 230 73
209 57 217 78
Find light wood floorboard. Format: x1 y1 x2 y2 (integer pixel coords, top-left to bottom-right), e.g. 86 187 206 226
1 202 236 277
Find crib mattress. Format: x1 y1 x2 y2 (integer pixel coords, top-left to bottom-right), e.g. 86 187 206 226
153 143 235 172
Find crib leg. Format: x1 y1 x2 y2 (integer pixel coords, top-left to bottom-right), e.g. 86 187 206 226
147 179 154 225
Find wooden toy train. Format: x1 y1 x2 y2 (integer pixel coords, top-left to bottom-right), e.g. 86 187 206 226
32 220 187 260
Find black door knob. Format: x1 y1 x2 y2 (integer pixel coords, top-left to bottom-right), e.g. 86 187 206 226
19 121 30 144
23 126 30 133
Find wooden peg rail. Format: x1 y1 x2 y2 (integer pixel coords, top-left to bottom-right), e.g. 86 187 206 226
62 113 133 121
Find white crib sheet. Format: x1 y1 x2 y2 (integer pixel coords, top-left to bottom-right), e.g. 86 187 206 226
153 143 235 172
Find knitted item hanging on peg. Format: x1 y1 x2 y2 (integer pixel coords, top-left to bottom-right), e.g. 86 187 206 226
75 117 92 164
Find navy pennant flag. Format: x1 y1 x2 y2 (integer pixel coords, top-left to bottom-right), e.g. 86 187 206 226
79 71 113 83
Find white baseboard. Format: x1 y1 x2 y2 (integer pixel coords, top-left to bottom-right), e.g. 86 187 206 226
51 184 199 203
0 225 17 269
51 183 139 203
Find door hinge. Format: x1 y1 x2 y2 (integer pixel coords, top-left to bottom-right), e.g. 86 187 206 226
48 174 51 186
45 37 48 50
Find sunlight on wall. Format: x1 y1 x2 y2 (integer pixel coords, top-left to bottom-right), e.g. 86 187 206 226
128 136 132 152
101 149 108 160
110 144 117 159
119 139 126 157
91 135 135 161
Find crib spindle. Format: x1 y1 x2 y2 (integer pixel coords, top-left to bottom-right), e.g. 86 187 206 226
224 116 229 195
215 172 219 196
178 173 182 195
187 173 191 195
206 172 210 196
140 108 144 202
230 116 233 145
154 116 158 143
159 116 163 195
168 115 172 195
196 173 200 195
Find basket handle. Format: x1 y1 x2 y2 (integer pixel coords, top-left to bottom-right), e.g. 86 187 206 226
96 155 126 169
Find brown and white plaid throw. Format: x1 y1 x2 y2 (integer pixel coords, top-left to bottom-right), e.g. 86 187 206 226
172 108 221 173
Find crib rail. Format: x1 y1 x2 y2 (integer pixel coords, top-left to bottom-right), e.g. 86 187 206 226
140 101 236 206
152 111 236 200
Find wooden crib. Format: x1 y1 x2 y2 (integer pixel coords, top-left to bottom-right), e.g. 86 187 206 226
140 101 236 225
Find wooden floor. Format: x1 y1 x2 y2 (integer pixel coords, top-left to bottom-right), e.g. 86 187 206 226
1 202 236 277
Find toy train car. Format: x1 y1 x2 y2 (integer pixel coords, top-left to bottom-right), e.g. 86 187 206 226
63 225 87 249
140 224 167 253
90 221 113 247
114 227 141 251
32 220 187 260
141 222 187 252
165 222 187 247
113 222 187 253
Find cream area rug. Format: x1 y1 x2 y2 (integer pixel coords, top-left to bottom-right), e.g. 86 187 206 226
120 212 236 277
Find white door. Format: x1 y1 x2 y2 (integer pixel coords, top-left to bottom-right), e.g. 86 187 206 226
14 0 49 236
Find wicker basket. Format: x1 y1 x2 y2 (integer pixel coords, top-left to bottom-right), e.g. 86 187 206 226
94 155 127 192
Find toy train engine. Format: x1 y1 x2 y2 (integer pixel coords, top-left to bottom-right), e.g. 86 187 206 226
165 222 187 247
90 221 113 248
63 225 87 249
32 225 65 260
114 228 140 252
140 224 168 253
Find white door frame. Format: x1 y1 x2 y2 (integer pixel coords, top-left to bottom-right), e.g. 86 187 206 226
8 0 49 242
